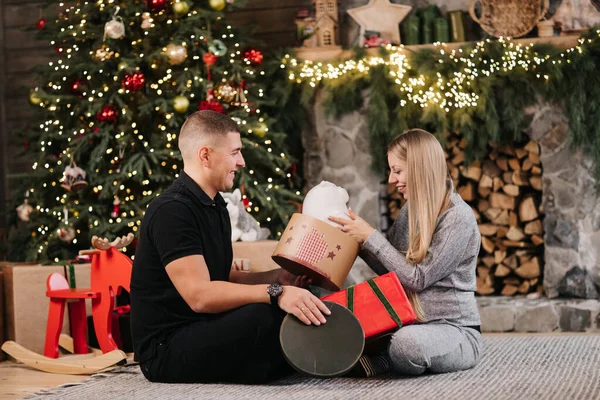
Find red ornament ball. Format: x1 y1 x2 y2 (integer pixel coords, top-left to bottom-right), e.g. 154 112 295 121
203 52 218 65
147 0 167 12
96 104 118 123
244 49 263 65
198 100 223 114
54 46 63 54
36 18 47 30
122 72 146 92
70 79 84 95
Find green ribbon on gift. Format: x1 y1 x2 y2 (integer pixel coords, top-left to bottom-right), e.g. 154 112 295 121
347 286 354 312
346 277 403 328
66 264 76 289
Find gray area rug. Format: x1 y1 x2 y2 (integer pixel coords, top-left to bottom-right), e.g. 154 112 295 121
27 335 600 400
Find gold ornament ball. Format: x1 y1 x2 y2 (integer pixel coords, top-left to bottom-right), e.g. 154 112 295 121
253 122 268 138
173 95 190 113
173 1 190 15
95 46 114 61
165 43 188 65
29 91 42 105
214 83 236 103
209 0 226 11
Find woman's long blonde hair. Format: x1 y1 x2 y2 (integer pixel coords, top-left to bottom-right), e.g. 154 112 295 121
388 129 452 321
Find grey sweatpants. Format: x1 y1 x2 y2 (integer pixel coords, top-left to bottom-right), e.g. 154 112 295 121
387 321 483 375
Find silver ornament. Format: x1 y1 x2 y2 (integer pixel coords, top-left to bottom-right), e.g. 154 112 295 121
104 7 125 40
16 197 33 222
104 17 125 40
57 207 76 243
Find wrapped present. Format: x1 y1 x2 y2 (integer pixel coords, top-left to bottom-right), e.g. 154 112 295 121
231 258 251 272
233 240 280 272
1 263 91 355
321 272 416 339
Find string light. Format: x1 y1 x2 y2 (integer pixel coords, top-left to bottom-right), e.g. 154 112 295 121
284 34 590 112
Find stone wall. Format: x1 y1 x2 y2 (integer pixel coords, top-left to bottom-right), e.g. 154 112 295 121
302 91 600 321
478 296 600 333
525 105 600 299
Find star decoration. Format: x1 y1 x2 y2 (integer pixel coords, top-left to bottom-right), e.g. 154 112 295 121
347 0 412 46
327 251 336 260
286 237 294 244
336 244 342 251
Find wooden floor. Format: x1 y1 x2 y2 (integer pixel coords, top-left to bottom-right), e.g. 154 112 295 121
0 360 90 400
1 332 597 399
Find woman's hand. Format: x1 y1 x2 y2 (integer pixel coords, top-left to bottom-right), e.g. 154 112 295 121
328 208 375 244
278 286 331 326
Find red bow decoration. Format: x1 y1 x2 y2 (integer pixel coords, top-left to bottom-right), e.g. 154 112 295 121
203 52 218 81
199 100 224 114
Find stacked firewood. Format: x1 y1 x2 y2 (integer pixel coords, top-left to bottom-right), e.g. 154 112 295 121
385 134 544 296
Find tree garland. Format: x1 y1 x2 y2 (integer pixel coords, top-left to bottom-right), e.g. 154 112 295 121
281 28 600 178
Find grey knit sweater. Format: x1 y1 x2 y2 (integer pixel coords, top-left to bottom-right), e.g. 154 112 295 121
360 191 481 326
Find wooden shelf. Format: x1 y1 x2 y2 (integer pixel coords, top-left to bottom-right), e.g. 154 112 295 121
294 34 581 62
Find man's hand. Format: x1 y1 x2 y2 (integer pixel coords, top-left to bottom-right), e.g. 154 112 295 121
276 269 312 288
328 208 375 244
278 286 331 326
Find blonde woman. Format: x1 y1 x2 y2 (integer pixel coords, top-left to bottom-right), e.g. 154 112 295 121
329 129 482 377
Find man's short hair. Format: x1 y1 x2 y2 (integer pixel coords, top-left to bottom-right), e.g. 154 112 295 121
178 110 239 162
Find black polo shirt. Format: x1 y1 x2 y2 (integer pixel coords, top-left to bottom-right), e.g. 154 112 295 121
130 171 232 363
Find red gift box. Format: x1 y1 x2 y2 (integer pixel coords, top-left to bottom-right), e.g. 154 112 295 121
321 272 416 339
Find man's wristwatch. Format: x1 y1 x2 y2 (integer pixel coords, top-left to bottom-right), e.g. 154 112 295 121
267 282 283 306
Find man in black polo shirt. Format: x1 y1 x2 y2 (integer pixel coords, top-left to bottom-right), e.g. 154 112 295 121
130 110 330 384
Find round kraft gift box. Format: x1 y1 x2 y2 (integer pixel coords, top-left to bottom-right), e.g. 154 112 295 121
279 301 365 378
272 213 360 291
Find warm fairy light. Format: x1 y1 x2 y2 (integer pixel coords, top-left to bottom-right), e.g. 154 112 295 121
285 34 590 112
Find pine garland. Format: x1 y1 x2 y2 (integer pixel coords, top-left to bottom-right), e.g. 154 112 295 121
282 28 600 178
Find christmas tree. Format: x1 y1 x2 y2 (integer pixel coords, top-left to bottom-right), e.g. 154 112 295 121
9 0 300 262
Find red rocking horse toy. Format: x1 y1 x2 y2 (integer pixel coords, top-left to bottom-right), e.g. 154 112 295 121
1 234 134 375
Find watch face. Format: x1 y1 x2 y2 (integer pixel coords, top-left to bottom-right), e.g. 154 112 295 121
268 283 283 297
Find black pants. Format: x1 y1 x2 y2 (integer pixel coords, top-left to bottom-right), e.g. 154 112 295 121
140 304 293 384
